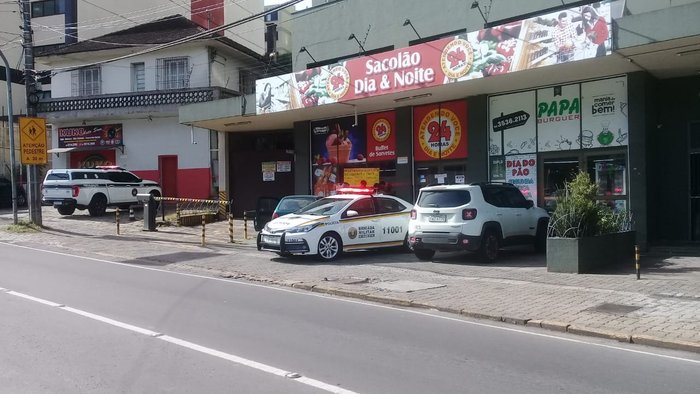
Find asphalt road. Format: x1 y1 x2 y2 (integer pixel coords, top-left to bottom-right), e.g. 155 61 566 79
1 242 699 394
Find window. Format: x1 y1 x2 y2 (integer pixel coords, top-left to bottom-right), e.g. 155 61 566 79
107 172 140 183
482 187 509 208
345 198 375 217
156 57 190 90
503 188 529 208
417 190 471 208
131 62 145 92
239 68 256 95
376 197 405 214
32 0 59 18
71 66 101 96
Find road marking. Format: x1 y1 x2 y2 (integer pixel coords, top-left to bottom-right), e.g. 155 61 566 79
1 287 358 394
2 241 700 365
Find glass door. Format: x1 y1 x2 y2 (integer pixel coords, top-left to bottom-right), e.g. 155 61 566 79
541 157 579 213
586 154 627 212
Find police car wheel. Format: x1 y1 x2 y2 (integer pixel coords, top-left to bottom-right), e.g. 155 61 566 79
317 233 341 261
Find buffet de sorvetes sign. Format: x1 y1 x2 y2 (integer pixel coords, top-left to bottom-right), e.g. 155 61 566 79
57 124 124 148
255 1 613 114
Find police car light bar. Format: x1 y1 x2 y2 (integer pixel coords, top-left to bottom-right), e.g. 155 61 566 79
337 187 375 195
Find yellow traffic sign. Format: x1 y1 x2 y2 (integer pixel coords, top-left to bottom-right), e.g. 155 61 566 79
19 117 48 165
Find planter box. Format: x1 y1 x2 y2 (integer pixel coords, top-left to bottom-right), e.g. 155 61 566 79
179 213 218 227
547 231 636 273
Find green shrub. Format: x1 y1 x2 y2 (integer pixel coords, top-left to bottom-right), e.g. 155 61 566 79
547 172 632 238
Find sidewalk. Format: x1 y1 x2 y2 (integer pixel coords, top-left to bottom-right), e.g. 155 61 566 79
2 207 699 354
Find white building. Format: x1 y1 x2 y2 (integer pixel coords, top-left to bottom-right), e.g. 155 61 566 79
37 15 267 199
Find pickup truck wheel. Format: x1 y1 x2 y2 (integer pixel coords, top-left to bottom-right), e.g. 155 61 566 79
479 231 500 262
57 206 76 216
88 194 108 216
414 248 435 261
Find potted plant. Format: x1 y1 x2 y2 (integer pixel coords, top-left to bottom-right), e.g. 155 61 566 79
546 172 635 273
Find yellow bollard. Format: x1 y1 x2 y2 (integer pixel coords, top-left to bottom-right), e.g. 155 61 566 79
201 214 206 246
115 209 120 235
229 213 234 243
176 203 181 226
244 211 249 240
635 244 640 280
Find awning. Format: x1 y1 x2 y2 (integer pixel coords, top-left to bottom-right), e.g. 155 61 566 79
47 145 124 155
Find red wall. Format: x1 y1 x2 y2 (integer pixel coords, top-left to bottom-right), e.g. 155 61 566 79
191 0 224 32
132 167 211 199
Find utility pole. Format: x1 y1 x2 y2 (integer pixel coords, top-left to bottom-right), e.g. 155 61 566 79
20 0 42 226
0 49 19 224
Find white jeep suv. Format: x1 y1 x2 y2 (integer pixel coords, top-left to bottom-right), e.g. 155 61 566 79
408 183 549 262
42 167 161 216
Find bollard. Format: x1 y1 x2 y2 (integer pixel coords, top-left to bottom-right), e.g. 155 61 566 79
116 209 120 235
201 214 206 246
229 213 234 243
176 203 181 226
635 244 640 280
244 211 249 240
129 207 135 221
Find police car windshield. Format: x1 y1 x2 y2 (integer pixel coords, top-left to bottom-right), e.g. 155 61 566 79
297 197 353 216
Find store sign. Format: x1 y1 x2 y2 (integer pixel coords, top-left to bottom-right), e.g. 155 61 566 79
537 84 581 152
581 76 628 148
366 111 397 162
58 124 123 148
505 154 538 203
255 2 613 114
413 101 468 162
489 91 536 155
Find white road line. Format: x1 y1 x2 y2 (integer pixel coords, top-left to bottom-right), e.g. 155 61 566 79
2 241 700 365
2 287 358 394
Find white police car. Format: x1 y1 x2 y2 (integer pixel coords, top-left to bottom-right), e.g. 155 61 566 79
257 190 413 261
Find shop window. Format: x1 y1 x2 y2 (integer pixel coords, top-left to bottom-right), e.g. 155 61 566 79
586 155 627 211
542 158 579 212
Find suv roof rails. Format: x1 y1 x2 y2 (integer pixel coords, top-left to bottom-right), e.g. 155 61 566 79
94 166 126 170
469 181 513 186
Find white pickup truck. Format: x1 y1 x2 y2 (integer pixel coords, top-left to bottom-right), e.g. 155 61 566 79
41 166 161 216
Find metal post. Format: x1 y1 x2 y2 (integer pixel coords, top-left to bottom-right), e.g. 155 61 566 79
20 0 42 226
635 244 640 280
116 209 120 235
129 207 135 221
176 203 181 225
0 49 18 224
243 211 248 240
201 214 206 246
229 213 234 243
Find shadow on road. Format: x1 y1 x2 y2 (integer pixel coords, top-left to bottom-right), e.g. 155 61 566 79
119 251 225 266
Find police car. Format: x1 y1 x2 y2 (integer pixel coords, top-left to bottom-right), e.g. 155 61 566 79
257 189 413 261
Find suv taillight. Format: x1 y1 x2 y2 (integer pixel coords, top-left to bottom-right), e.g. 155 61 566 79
462 208 477 220
72 185 80 198
410 209 416 220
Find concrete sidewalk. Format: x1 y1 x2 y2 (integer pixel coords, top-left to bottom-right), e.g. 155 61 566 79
2 207 699 354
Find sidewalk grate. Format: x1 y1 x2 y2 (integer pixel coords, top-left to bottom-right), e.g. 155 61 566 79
586 303 641 315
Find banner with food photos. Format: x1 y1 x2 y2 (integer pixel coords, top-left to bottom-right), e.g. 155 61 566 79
255 1 613 114
413 100 468 162
310 117 366 197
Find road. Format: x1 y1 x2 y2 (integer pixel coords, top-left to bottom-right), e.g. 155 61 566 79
1 242 699 394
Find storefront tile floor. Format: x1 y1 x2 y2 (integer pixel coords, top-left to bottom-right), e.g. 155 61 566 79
2 206 699 353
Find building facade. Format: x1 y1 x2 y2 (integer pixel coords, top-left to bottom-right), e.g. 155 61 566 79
182 0 700 248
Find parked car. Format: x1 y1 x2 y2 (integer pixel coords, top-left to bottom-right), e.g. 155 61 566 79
408 182 549 262
257 191 413 261
0 176 27 208
41 166 161 217
272 195 319 219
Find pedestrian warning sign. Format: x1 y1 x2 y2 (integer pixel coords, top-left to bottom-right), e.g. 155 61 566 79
19 117 48 165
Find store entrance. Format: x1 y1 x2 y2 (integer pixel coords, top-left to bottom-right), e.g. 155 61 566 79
541 157 579 212
414 162 467 199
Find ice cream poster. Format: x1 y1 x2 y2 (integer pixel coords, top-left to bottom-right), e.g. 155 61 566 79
413 100 468 162
311 117 366 166
505 154 538 203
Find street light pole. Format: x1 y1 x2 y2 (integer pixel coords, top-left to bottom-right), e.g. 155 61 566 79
20 0 42 226
0 49 19 225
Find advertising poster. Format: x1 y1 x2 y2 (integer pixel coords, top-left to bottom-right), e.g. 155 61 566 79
581 76 628 148
69 149 116 169
537 84 581 152
413 100 468 162
311 116 366 197
505 154 538 203
489 156 506 182
366 111 397 162
489 91 537 156
256 2 612 115
58 124 123 148
343 168 380 188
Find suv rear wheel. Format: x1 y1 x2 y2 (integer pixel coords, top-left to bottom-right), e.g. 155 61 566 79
479 230 500 262
414 248 435 261
57 205 75 216
88 194 108 216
